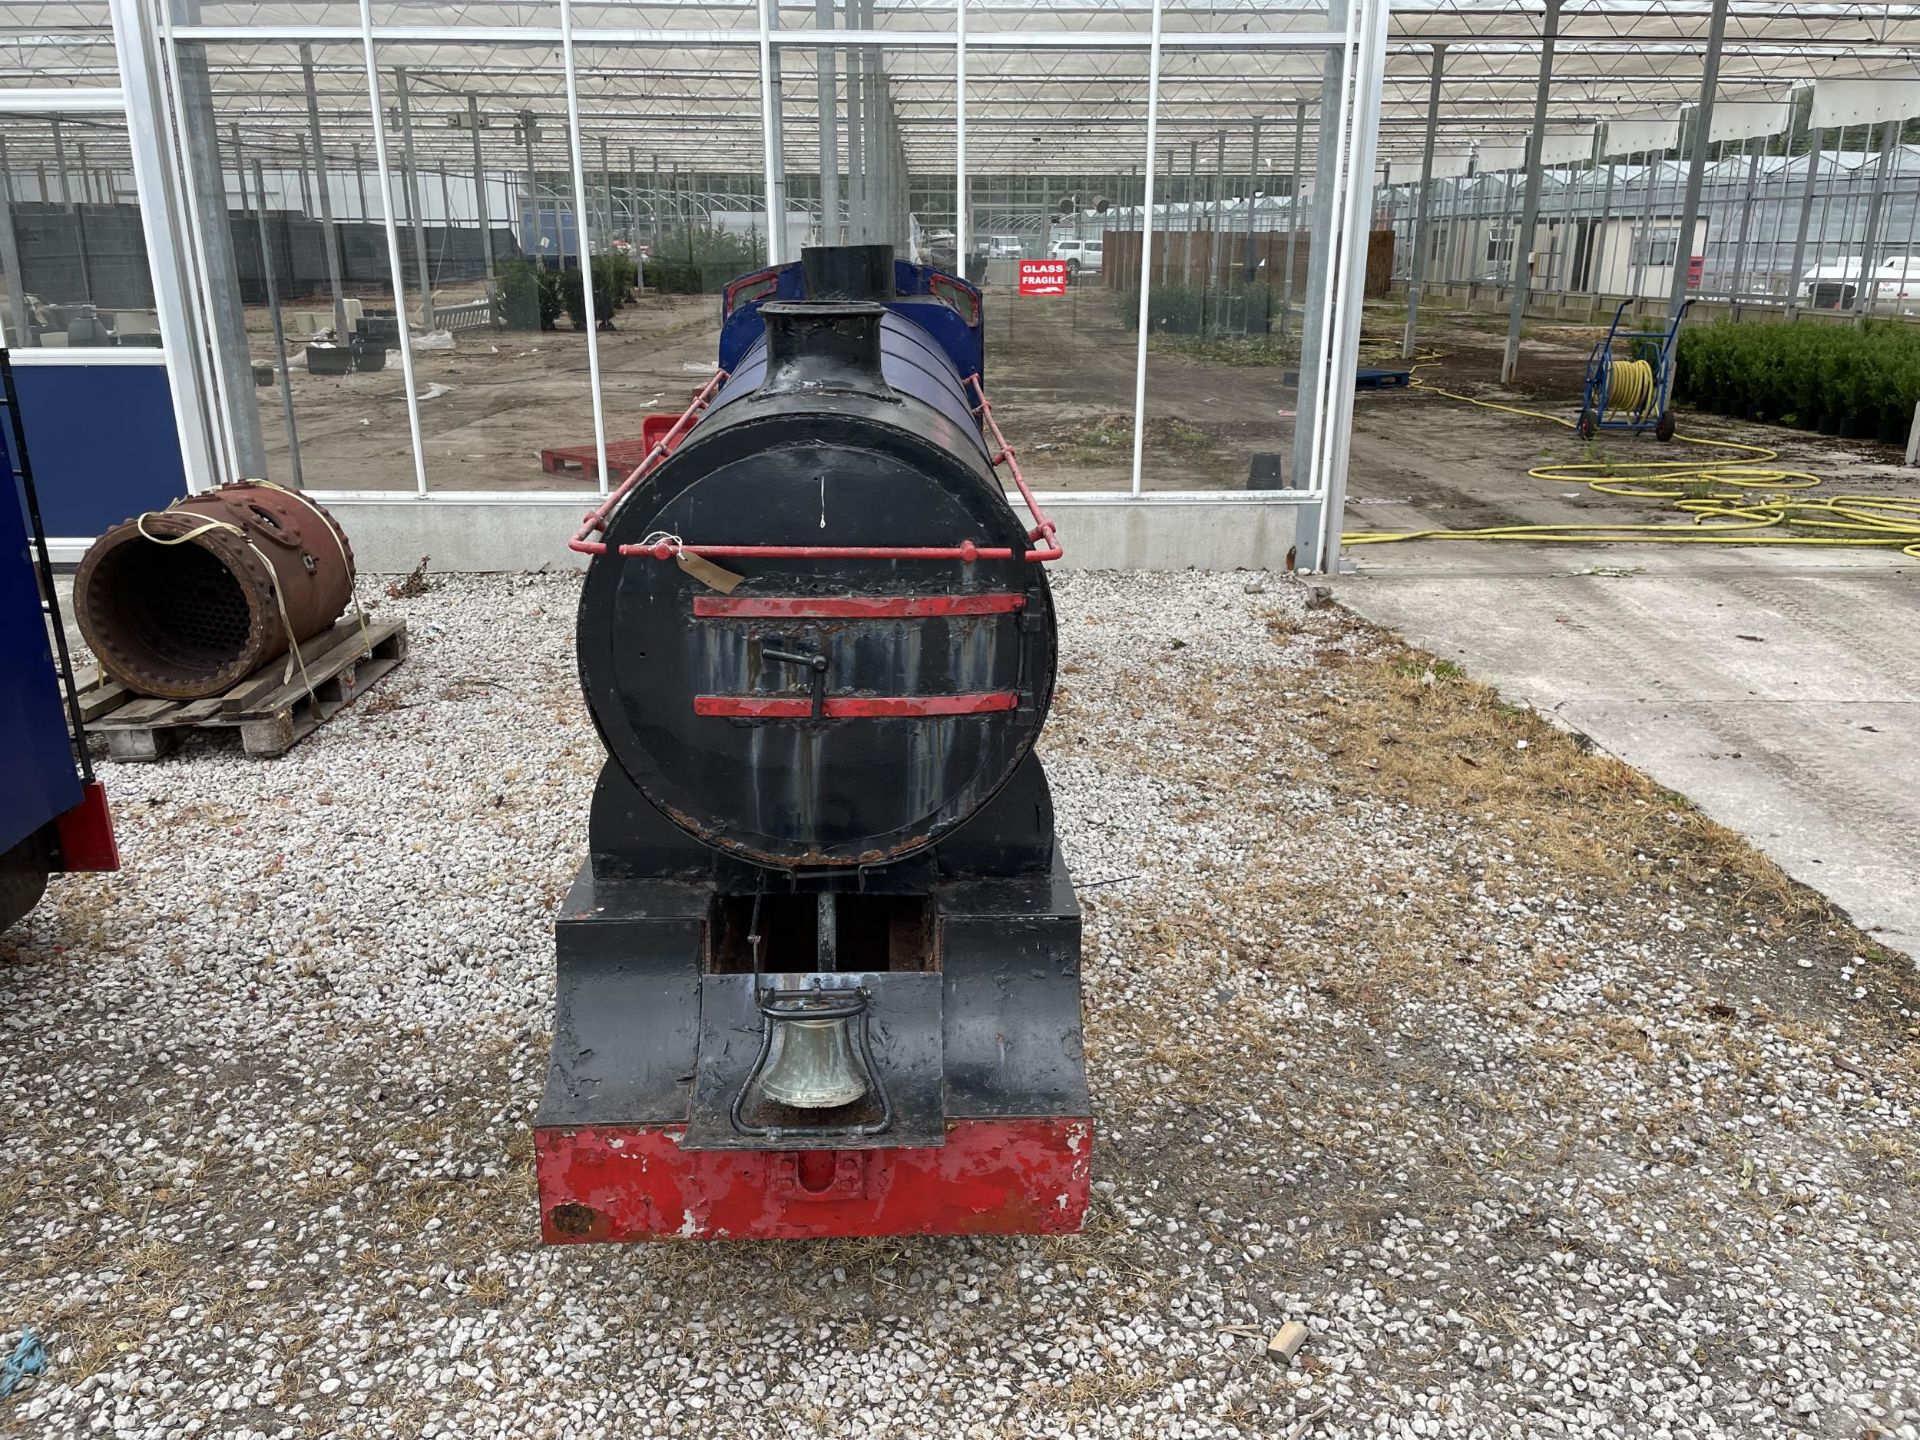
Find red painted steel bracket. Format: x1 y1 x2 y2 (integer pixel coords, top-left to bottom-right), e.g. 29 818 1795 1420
53 781 119 872
535 1118 1093 1241
694 691 1019 719
692 594 1026 619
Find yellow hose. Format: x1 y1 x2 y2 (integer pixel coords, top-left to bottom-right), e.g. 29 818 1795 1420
1599 355 1656 419
1343 339 1920 560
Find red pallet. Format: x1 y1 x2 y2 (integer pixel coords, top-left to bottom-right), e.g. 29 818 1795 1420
540 413 684 483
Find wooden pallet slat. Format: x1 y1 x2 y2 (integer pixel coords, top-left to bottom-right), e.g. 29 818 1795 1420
72 617 409 762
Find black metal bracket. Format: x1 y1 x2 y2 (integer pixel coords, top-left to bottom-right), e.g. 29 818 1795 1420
762 642 831 718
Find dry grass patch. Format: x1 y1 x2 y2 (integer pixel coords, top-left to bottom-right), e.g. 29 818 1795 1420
1318 634 1835 919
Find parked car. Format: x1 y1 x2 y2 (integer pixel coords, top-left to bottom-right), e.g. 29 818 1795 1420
1797 255 1920 311
986 235 1024 259
1048 238 1104 278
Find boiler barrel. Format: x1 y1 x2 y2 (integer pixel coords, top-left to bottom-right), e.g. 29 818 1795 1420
75 482 356 700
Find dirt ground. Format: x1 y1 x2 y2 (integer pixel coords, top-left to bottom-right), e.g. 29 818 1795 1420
1341 300 1920 540
247 278 1301 495
248 280 1920 518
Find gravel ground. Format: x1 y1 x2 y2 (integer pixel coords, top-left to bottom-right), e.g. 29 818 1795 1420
3 570 1917 1440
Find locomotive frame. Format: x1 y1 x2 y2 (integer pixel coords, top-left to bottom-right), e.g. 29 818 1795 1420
535 246 1089 1241
1 346 119 933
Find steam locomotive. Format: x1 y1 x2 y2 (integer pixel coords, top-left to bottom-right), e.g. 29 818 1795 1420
535 245 1089 1240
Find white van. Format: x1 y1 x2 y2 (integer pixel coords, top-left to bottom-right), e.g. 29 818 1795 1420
986 235 1024 259
1048 238 1104 278
1798 255 1920 311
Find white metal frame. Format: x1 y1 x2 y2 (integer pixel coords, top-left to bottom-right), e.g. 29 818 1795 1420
4 0 223 511
102 0 1391 570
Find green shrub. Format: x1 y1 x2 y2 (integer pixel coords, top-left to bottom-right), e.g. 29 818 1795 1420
595 252 638 306
1116 281 1282 337
534 265 566 329
1676 319 1920 438
496 258 542 331
553 259 621 330
643 227 768 294
559 264 587 330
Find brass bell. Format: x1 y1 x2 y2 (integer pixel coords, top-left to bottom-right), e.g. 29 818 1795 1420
757 992 871 1110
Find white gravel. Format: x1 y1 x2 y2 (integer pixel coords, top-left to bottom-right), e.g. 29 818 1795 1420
3 569 1916 1440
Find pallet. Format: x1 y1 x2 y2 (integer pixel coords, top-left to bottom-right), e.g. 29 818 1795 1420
1355 367 1412 389
76 618 408 761
539 436 659 483
538 414 685 483
1280 366 1413 390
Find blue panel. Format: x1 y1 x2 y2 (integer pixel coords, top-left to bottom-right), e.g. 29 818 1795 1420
519 206 581 261
7 362 186 537
710 309 991 462
0 466 82 854
716 261 986 384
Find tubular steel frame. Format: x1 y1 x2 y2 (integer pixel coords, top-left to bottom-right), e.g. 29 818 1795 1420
57 0 1391 571
567 369 1063 565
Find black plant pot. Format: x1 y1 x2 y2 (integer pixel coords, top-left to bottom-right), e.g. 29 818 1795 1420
1838 414 1870 439
1875 416 1909 447
1790 410 1818 432
1818 412 1842 436
305 342 354 377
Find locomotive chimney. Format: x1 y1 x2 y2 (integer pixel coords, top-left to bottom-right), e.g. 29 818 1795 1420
757 302 893 398
801 243 896 300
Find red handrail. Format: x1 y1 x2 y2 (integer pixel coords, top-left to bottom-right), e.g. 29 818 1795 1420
967 372 1062 563
568 369 730 557
568 368 1062 565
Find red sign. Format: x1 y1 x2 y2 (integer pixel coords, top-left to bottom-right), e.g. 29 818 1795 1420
1686 254 1704 288
1018 259 1069 296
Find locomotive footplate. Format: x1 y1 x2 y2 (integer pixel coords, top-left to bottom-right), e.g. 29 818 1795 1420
534 846 1091 1241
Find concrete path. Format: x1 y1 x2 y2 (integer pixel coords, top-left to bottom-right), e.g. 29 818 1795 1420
1329 543 1920 955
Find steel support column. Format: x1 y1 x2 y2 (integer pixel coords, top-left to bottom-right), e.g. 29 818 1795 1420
1126 0 1165 498
1401 43 1444 359
50 117 71 205
1291 0 1347 502
1212 131 1227 297
173 19 268 477
818 0 840 246
107 0 221 489
1183 140 1197 283
1728 132 1762 310
229 125 247 212
844 0 864 242
302 43 350 339
250 159 302 488
394 68 436 331
1281 100 1303 341
1501 0 1560 384
952 0 966 275
1667 0 1727 320
1244 117 1261 281
1774 128 1820 320
1589 131 1615 301
0 135 34 347
469 96 495 281
1855 119 1900 317
601 135 615 250
1630 148 1660 301
758 0 787 263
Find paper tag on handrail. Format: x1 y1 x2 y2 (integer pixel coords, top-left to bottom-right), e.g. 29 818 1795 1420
677 550 745 593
